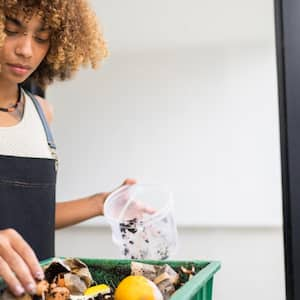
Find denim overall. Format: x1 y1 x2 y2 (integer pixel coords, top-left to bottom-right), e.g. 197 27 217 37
0 90 56 260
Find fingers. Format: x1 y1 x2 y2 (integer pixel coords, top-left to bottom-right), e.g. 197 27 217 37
142 204 156 214
135 202 156 215
119 180 158 217
108 178 136 198
105 178 136 203
123 201 156 220
122 178 137 186
10 230 44 281
0 229 43 296
0 256 25 296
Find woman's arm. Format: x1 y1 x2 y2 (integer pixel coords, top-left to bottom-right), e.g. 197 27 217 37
55 192 108 229
55 179 136 229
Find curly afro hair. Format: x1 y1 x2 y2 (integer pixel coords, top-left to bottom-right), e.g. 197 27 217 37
0 0 108 87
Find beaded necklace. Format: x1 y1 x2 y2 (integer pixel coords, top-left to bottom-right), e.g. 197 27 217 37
0 86 21 112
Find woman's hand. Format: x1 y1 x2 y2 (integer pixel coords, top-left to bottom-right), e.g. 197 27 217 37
92 178 137 216
102 179 156 220
0 229 44 296
55 179 154 228
56 179 139 229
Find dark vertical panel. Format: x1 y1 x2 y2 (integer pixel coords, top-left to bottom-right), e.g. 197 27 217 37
274 0 300 299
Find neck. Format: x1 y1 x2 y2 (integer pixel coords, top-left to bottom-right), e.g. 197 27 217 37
0 81 20 108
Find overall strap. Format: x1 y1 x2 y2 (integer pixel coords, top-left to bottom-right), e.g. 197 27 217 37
23 89 56 150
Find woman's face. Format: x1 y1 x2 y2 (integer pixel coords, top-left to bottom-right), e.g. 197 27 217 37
0 11 50 85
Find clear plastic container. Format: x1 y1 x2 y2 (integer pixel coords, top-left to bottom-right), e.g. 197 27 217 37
103 184 178 260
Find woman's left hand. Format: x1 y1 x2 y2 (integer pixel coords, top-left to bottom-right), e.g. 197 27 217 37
98 178 156 219
55 179 138 228
93 178 137 216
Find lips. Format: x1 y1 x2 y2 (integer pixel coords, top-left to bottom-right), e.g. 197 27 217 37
7 63 32 75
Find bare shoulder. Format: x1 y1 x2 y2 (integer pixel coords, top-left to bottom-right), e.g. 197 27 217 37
34 95 54 124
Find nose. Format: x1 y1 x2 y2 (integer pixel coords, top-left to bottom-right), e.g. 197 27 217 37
15 34 33 58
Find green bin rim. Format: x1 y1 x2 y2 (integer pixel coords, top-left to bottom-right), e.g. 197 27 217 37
170 260 220 299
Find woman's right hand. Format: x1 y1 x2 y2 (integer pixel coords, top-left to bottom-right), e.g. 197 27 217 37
0 229 44 296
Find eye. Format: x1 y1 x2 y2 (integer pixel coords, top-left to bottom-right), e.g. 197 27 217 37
4 28 18 35
34 36 49 44
34 31 50 44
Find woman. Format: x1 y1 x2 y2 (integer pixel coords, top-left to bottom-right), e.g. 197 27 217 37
0 0 133 296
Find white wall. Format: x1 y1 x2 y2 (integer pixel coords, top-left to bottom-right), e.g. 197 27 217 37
91 0 275 49
48 44 281 227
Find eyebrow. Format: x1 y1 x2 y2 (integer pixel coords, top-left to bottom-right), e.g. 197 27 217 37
5 16 49 32
6 16 22 27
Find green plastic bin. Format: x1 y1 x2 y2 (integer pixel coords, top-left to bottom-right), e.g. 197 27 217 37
72 258 220 300
0 258 220 300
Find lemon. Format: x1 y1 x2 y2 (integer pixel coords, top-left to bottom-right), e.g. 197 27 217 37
114 275 163 300
84 284 111 296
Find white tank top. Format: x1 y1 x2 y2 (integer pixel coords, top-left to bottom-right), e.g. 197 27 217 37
0 89 53 159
